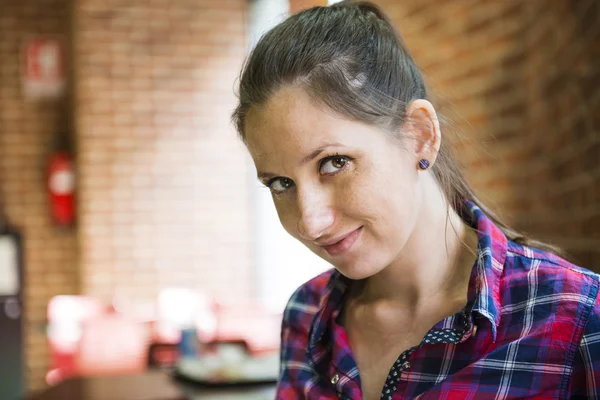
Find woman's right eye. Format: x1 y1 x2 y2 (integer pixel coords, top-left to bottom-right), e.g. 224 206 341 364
268 178 295 194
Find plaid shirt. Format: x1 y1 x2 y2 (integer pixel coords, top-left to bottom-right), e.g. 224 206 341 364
277 203 600 399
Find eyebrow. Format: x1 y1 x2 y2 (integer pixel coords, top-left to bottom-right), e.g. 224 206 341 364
256 143 341 181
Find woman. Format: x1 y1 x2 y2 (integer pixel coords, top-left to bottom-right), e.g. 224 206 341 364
232 2 600 399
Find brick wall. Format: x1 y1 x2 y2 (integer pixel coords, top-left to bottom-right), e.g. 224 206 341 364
0 0 77 391
517 0 599 269
290 0 326 14
1 0 252 393
74 0 253 306
376 0 600 270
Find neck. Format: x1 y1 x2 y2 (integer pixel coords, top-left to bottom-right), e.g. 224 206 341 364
358 178 478 312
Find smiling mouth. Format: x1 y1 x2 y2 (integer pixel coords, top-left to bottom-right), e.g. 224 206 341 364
319 227 363 256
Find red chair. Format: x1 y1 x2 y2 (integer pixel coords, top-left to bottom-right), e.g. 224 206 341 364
46 295 150 384
46 296 107 384
74 314 150 376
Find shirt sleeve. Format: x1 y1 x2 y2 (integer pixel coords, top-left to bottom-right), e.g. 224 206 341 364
569 288 600 399
276 285 319 399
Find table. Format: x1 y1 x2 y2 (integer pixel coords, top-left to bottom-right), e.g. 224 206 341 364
28 370 277 400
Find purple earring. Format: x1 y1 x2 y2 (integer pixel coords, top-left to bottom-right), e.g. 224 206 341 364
418 159 430 170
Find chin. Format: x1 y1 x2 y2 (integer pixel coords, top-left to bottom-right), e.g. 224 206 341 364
331 258 384 281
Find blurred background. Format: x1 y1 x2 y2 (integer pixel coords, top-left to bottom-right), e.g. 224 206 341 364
0 0 598 397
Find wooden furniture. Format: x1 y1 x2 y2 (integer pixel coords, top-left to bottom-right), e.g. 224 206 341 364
28 370 277 400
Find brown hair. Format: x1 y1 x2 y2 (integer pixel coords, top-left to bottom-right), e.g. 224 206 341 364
232 1 563 255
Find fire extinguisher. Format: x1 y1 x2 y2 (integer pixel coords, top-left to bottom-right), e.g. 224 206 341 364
47 147 75 227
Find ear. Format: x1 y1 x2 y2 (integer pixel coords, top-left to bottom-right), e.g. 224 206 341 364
403 99 441 168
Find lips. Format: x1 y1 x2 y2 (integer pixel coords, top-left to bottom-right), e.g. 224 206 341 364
319 227 362 256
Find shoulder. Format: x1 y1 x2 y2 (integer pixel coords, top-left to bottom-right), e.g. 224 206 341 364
276 270 337 397
504 241 600 296
501 241 600 330
278 269 336 376
570 278 600 397
282 268 337 329
495 243 600 361
582 281 600 336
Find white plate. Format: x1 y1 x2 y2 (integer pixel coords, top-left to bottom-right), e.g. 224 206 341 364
176 353 279 383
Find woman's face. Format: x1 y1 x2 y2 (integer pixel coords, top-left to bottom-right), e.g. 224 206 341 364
244 86 426 280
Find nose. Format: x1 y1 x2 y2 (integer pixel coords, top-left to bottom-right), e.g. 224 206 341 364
296 190 335 241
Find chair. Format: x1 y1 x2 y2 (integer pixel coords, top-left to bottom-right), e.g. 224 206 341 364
74 314 150 376
46 296 107 384
46 295 150 384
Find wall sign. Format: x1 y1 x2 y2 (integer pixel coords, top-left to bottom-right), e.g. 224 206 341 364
22 38 66 100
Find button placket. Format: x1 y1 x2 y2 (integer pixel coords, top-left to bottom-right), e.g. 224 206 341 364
331 374 339 384
380 310 474 400
380 349 413 399
381 324 470 399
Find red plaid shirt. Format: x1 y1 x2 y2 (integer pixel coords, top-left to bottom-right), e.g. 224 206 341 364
276 203 600 399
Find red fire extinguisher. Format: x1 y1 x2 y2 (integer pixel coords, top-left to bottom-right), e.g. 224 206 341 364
47 150 75 226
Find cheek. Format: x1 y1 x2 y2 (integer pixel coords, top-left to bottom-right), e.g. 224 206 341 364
273 199 300 238
349 155 414 204
344 158 418 228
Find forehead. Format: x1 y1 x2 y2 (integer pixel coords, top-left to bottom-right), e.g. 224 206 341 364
245 87 327 154
244 86 376 161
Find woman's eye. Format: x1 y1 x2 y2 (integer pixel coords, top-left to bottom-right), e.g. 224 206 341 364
320 156 349 174
269 178 294 193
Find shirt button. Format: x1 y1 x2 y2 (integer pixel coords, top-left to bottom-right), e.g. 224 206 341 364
401 361 410 370
331 374 339 385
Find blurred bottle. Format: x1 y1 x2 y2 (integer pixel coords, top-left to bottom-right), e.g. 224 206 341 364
178 316 198 359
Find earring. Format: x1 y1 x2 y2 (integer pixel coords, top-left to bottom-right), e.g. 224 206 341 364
418 159 430 170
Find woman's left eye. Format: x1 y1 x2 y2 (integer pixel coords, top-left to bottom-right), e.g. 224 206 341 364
319 156 349 174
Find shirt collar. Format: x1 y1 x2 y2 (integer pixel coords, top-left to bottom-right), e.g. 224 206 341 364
463 201 507 341
308 201 507 348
